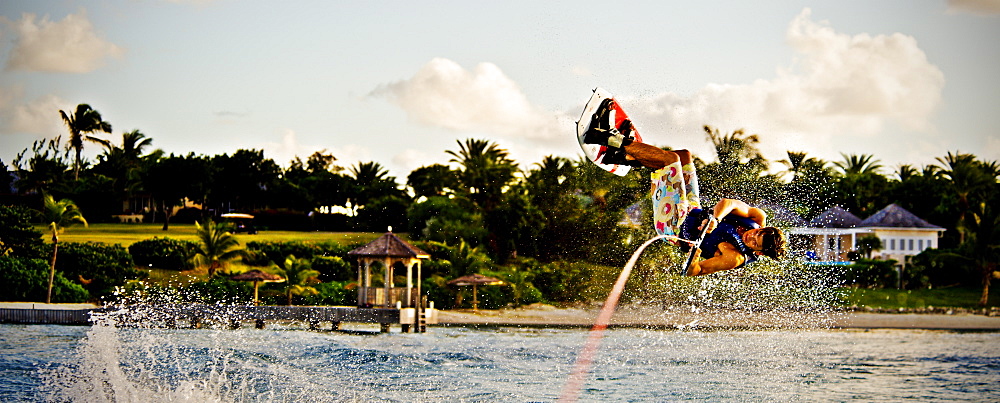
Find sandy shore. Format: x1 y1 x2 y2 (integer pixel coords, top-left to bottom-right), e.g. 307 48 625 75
437 304 1000 331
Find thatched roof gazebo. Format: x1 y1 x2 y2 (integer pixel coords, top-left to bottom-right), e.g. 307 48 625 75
230 269 285 305
347 230 429 309
447 274 504 311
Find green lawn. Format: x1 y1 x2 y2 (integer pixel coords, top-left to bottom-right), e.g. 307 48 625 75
842 287 997 309
35 223 388 246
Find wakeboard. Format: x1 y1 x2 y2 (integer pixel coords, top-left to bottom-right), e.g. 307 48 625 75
576 88 643 176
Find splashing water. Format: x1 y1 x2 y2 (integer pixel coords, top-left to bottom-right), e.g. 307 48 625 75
559 232 845 401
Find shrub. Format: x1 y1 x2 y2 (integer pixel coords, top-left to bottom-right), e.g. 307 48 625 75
56 242 144 299
185 277 253 304
129 237 198 270
534 261 611 303
245 241 355 266
311 255 352 282
909 248 979 287
0 256 89 303
843 258 899 288
300 281 355 306
0 204 45 258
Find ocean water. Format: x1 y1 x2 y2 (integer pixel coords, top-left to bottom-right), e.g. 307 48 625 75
1 322 998 402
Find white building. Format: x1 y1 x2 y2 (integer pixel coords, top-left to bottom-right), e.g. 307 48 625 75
858 204 946 263
790 204 945 264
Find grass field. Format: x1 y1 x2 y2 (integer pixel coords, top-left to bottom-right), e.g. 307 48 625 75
35 223 389 246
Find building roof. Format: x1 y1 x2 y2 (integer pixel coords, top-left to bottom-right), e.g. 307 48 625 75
809 206 863 228
858 203 944 229
347 232 430 258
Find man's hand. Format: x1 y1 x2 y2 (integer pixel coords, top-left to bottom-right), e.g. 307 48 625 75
686 248 702 276
699 215 719 234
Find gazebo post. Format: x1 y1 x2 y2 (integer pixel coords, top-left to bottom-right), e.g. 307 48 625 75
383 257 391 308
253 281 260 306
472 284 479 311
405 259 413 307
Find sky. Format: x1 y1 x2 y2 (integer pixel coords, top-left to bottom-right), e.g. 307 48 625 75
1 0 999 182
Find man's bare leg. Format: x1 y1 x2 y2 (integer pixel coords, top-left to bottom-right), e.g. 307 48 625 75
621 144 695 171
622 143 677 169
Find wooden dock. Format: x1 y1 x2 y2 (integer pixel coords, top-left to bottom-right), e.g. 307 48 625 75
0 303 438 332
0 303 97 325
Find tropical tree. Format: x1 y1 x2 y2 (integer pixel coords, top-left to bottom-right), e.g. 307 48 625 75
276 255 321 305
446 139 519 210
834 153 883 175
91 130 160 214
143 153 211 230
0 205 44 257
777 151 835 219
964 201 1000 306
191 219 245 277
12 138 72 195
936 152 996 244
0 160 12 194
698 126 776 204
91 129 154 161
59 104 113 180
888 164 949 234
207 149 281 213
407 164 457 199
349 161 404 205
38 193 87 303
832 153 889 215
444 139 523 257
855 234 882 259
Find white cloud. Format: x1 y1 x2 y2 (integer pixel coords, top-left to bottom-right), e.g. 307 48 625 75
258 129 319 167
370 58 564 142
391 149 439 177
258 130 373 174
2 10 124 73
372 9 945 168
0 86 70 136
946 0 1000 15
626 8 945 162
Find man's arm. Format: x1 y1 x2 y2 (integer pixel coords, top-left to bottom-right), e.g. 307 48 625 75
711 198 767 227
686 242 746 276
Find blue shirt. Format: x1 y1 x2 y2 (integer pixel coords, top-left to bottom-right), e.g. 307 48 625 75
680 208 760 268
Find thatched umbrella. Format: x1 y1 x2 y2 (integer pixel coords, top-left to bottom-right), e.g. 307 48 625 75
447 273 504 311
230 269 285 305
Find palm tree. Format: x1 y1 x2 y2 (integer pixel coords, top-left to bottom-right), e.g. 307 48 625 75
349 161 400 205
833 153 883 176
965 201 999 307
703 125 765 169
191 219 245 277
446 139 518 209
93 130 160 204
59 104 113 180
936 152 995 244
895 164 918 182
779 151 828 182
276 255 321 305
39 193 87 303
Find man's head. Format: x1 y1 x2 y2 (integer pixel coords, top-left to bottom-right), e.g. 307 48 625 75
744 227 787 260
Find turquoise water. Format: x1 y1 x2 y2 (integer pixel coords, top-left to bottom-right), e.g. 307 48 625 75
1 323 998 402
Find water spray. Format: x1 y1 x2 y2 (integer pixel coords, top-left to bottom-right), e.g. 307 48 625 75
559 234 687 402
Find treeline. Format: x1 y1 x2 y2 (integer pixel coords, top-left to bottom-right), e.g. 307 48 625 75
2 105 998 306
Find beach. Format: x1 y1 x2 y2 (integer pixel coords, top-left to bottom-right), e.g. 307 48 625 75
437 303 1000 331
